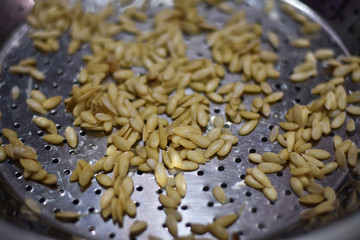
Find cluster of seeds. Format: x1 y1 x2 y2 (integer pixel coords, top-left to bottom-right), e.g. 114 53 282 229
245 23 360 222
10 58 45 81
0 128 57 185
280 3 321 35
1 0 360 239
27 89 62 115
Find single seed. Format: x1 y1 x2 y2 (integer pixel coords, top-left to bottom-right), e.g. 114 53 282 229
129 220 147 237
43 96 62 110
11 86 20 100
65 127 78 148
238 119 259 136
205 139 225 158
175 173 186 197
257 162 282 173
55 211 80 221
43 134 65 145
191 223 208 235
290 177 304 197
269 126 279 142
27 99 47 114
250 168 272 188
166 214 178 237
208 223 228 240
299 194 324 205
335 147 346 171
79 164 94 186
212 186 226 204
263 186 277 201
25 198 41 214
155 163 167 188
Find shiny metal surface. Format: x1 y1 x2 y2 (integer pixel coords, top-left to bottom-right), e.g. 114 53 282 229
0 0 359 239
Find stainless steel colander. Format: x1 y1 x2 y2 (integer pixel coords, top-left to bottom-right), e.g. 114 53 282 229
0 0 360 239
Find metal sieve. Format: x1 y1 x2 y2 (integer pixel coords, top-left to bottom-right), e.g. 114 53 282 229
0 0 360 239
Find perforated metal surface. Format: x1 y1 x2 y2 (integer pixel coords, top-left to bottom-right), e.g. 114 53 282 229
0 0 359 239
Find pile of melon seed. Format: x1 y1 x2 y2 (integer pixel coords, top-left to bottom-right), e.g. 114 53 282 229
1 0 360 239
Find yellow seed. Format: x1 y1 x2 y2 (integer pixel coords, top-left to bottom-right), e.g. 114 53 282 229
43 134 64 145
321 162 338 175
96 174 113 188
263 91 283 103
346 119 356 132
55 211 80 221
80 111 97 125
245 175 264 189
207 128 221 142
290 152 308 167
10 65 31 74
290 167 310 176
217 140 232 157
32 116 51 128
175 173 186 197
155 163 167 188
267 31 279 49
166 214 178 237
238 119 259 136
299 194 324 205
42 96 62 110
13 146 36 159
279 122 299 131
305 149 330 160
11 86 20 100
212 186 226 204
179 160 199 171
0 146 7 162
168 147 182 168
346 106 360 115
263 186 277 201
25 198 42 214
205 139 225 158
299 208 316 221
290 177 304 197
186 150 206 164
250 168 272 188
314 200 335 215
27 99 47 114
215 213 238 228
100 188 114 209
191 223 208 235
348 143 358 167
335 147 346 171
248 153 263 164
262 152 284 164
65 127 78 148
306 183 323 195
257 162 282 173
259 50 278 62
208 223 228 240
42 174 57 185
129 220 147 237
2 128 17 140
291 39 310 48
323 186 336 202
164 208 182 222
312 49 334 60
113 136 131 151
79 164 94 186
269 126 279 142
29 67 45 81
20 158 42 172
